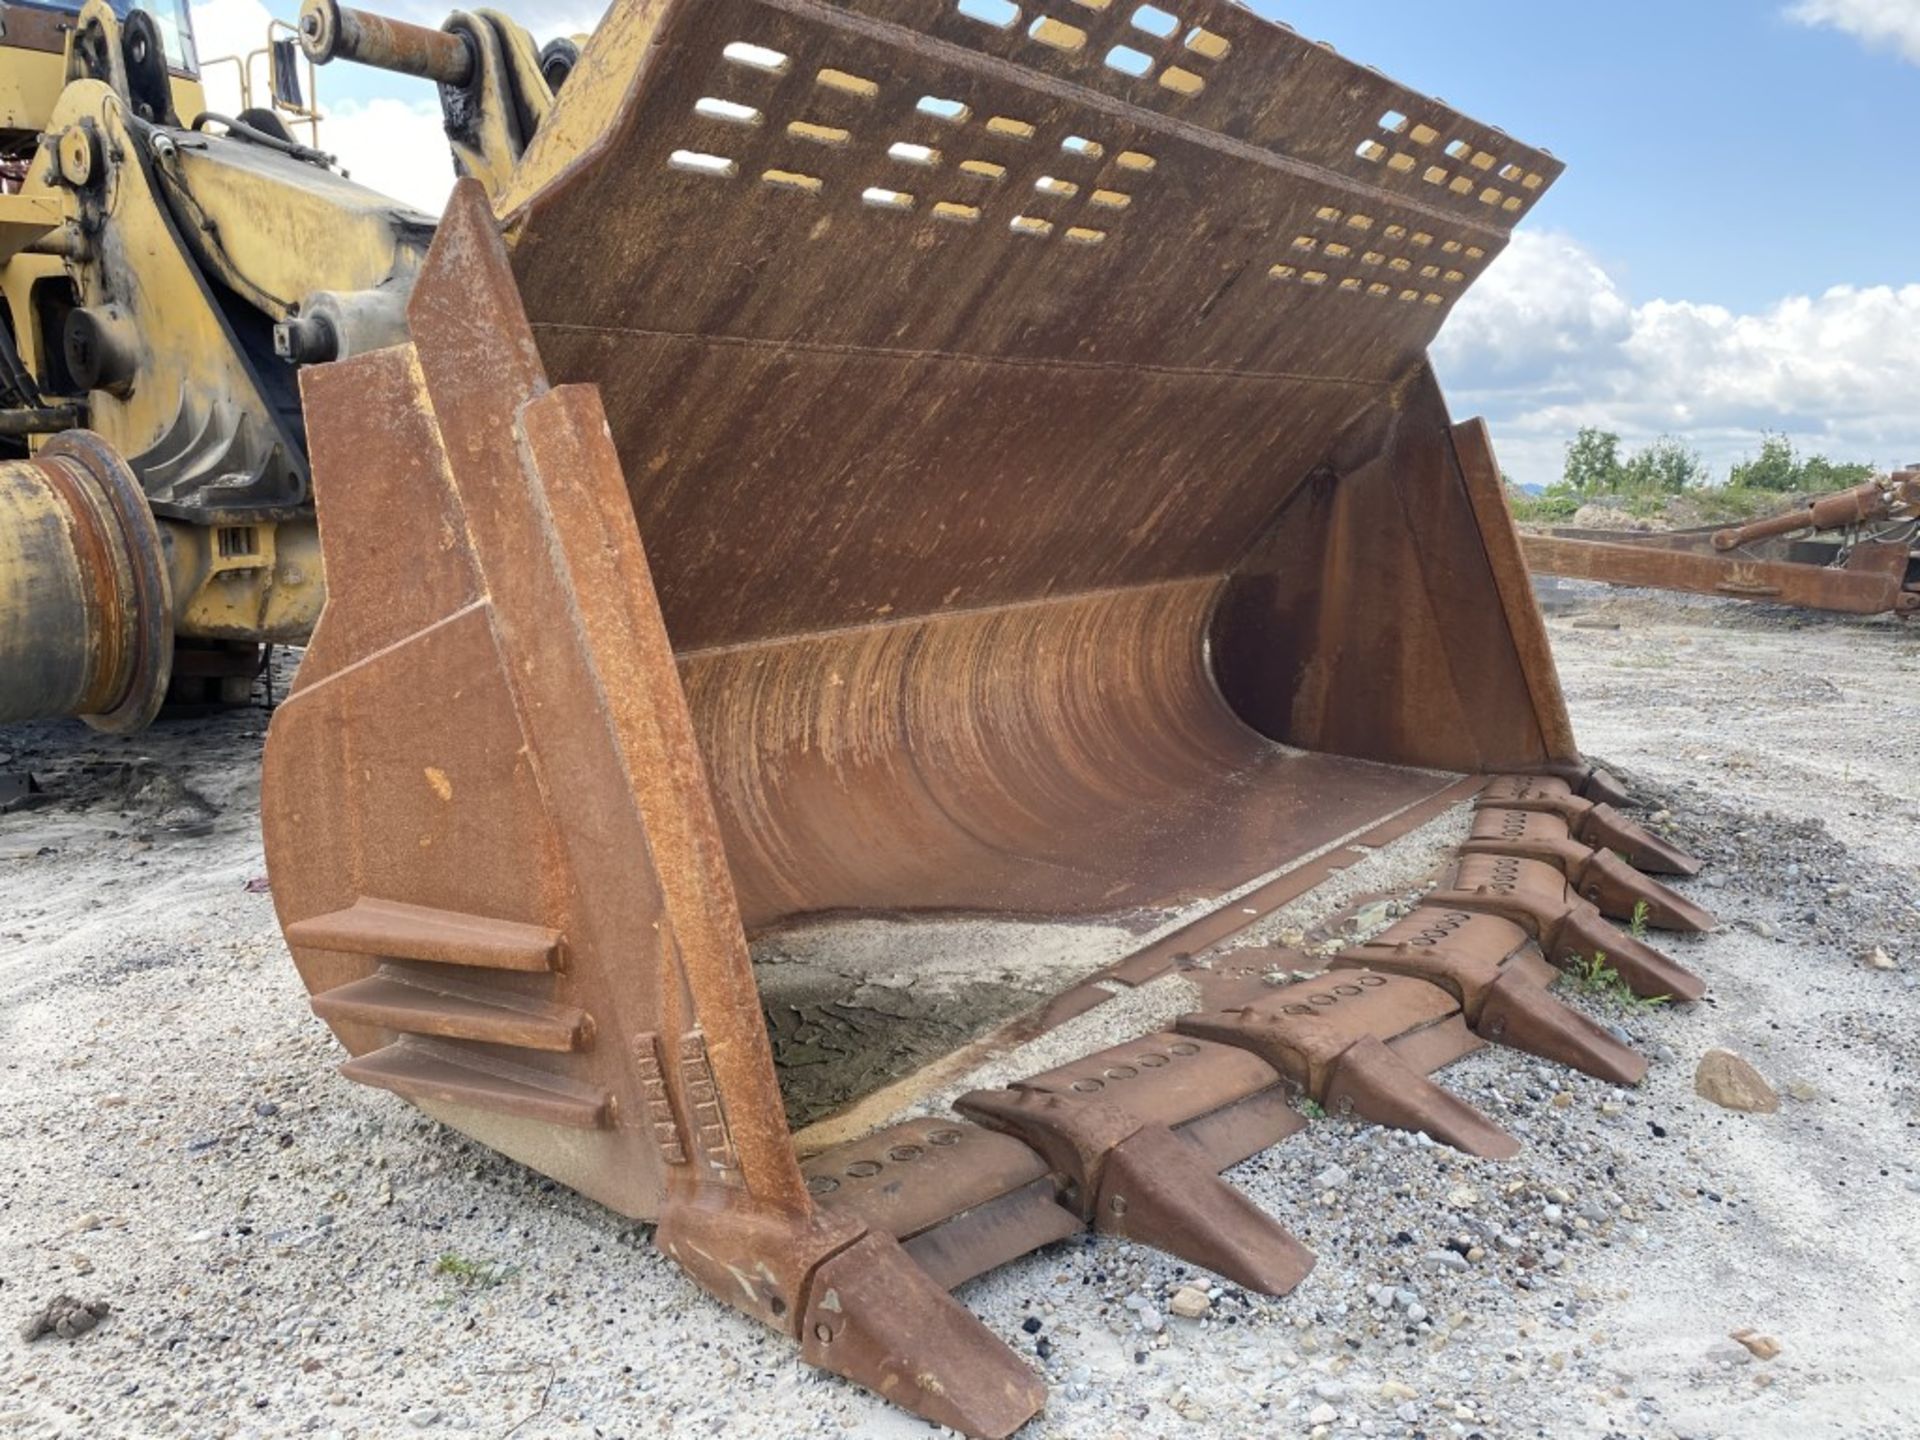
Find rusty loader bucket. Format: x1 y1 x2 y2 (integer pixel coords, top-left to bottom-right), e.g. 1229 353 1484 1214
260 4 1711 1432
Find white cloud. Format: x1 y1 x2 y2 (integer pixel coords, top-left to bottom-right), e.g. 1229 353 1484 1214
316 96 456 212
191 0 453 211
1787 0 1920 65
1435 230 1920 485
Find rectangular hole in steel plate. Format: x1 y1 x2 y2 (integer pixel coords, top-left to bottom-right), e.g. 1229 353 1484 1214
1131 4 1178 38
694 97 761 126
1029 15 1088 50
1010 214 1054 236
1062 135 1104 157
1115 149 1155 171
1104 44 1154 77
1158 66 1204 95
933 200 982 223
1184 26 1229 59
1034 175 1079 197
669 149 737 177
957 0 1021 28
986 115 1036 139
1379 108 1408 132
722 41 788 72
862 186 915 210
1355 139 1386 163
889 142 941 166
960 158 1008 179
1064 226 1107 244
818 68 879 98
788 120 850 145
918 95 970 123
762 169 822 194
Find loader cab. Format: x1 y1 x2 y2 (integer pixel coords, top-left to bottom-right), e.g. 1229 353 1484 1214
0 0 204 144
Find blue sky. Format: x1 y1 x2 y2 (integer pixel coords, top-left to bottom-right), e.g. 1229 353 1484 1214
191 0 1920 485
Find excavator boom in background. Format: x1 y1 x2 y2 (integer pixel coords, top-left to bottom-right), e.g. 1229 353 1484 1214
1521 472 1920 618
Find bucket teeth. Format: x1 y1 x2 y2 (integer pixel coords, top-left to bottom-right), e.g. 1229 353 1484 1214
1480 777 1705 877
1576 766 1633 807
1577 849 1717 933
1475 967 1649 1086
1099 1124 1317 1294
799 1231 1047 1440
1556 906 1709 1004
1321 1035 1522 1160
955 1087 1314 1295
1433 854 1708 1003
1464 808 1717 932
1581 803 1705 878
1340 908 1649 1086
1175 975 1520 1159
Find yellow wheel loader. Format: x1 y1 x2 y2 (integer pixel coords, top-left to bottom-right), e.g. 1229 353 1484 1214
0 2 1719 1433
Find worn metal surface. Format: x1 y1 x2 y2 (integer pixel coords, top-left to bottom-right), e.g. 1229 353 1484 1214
298 0 476 85
0 431 172 728
255 2 1706 1429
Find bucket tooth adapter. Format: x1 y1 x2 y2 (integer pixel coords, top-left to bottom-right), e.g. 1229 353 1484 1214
1461 806 1718 933
263 3 1717 1428
1478 775 1705 877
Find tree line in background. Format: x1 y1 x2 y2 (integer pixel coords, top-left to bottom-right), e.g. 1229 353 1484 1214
1508 431 1878 524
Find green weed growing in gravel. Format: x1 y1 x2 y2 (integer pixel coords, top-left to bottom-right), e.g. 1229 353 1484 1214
433 1253 518 1292
1628 901 1651 942
1562 952 1670 1011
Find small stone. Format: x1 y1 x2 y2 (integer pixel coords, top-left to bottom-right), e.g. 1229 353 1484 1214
20 1295 110 1342
1313 1165 1349 1190
1862 946 1896 972
1422 1250 1469 1273
1731 1330 1782 1361
1405 1303 1427 1325
1137 1306 1164 1334
1445 1185 1478 1209
1377 1381 1416 1402
1396 1401 1419 1423
1707 1341 1753 1367
1307 1403 1338 1426
1168 1287 1211 1320
1021 1316 1043 1334
1551 1092 1574 1109
254 1101 280 1117
1312 1380 1346 1402
1785 1081 1820 1103
1695 1050 1780 1114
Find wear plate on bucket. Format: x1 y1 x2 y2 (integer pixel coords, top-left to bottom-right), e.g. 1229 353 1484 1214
261 3 1715 1431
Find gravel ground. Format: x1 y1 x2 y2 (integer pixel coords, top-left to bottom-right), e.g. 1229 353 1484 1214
2 590 1916 1440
